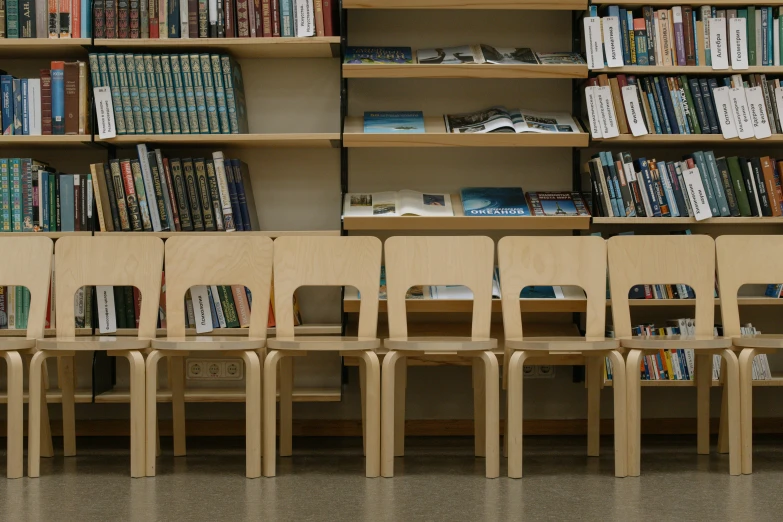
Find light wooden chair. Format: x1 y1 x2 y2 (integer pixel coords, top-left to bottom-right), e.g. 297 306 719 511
264 236 382 478
381 236 499 478
0 237 54 478
499 236 626 478
148 236 272 478
607 234 739 476
716 235 783 474
28 236 164 478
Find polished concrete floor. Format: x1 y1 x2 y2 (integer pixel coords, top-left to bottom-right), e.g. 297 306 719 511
2 435 783 521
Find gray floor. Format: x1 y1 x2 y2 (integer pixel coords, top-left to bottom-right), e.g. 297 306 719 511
3 435 783 521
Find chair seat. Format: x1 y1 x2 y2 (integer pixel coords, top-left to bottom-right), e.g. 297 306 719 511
0 338 35 351
151 336 266 351
383 337 497 352
731 334 783 350
620 335 732 350
37 336 151 351
267 336 380 351
506 336 620 352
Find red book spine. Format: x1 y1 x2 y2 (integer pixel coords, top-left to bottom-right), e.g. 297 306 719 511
73 0 82 37
106 1 117 38
236 0 250 37
95 0 106 38
162 158 181 231
130 0 140 38
322 0 334 36
248 0 257 37
224 0 235 37
261 0 271 37
314 0 324 37
271 0 279 37
188 0 198 37
149 0 158 37
41 70 53 136
118 0 130 38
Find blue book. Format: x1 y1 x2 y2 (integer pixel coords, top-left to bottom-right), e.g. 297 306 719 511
60 175 74 232
460 187 530 216
520 286 557 299
618 9 631 64
21 78 29 135
12 79 21 136
765 284 782 298
364 111 424 134
1 75 13 135
82 0 91 38
598 152 622 217
768 7 774 65
280 0 295 37
657 76 680 134
634 158 662 217
230 159 252 230
52 65 65 135
345 47 414 64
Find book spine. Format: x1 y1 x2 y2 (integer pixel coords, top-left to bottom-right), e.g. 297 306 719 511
125 54 145 133
137 144 162 230
224 160 243 229
0 160 10 231
218 286 239 328
144 55 163 134
159 155 180 230
130 0 139 37
198 0 207 36
211 152 235 231
234 160 253 229
225 0 234 37
189 55 209 133
261 0 270 36
211 55 230 134
1 76 11 135
51 62 65 135
167 0 179 37
118 0 129 38
120 160 143 231
115 53 136 133
140 0 148 37
168 55 190 133
21 78 28 135
179 55 200 133
704 151 729 216
200 55 219 133
183 159 204 229
147 152 170 231
12 79 21 135
64 62 80 135
179 0 188 37
158 55 179 133
130 159 153 230
104 54 127 135
271 0 280 36
134 55 154 134
7 0 20 38
19 0 34 37
151 57 171 134
716 158 740 217
101 163 121 230
10 160 21 231
46 0 58 38
194 158 216 230
248 0 256 37
170 158 193 230
0 0 6 39
236 0 249 36
313 0 323 37
149 0 158 37
21 159 33 231
188 0 197 36
205 160 224 230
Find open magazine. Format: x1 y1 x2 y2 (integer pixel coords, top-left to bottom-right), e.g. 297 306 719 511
444 106 580 134
343 190 454 217
417 44 538 65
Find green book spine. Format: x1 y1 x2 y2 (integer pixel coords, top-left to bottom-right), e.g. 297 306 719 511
102 54 127 135
21 158 32 231
218 286 240 328
170 158 194 231
147 151 169 229
10 158 22 232
182 158 204 230
679 76 701 134
193 158 216 230
125 54 145 134
155 56 174 134
180 55 201 134
84 287 92 329
703 151 730 217
0 159 10 231
748 7 756 66
715 157 740 217
200 54 220 133
134 55 154 134
168 55 190 134
88 54 102 88
205 160 224 230
726 156 752 217
211 55 230 134
221 55 240 134
7 0 18 38
189 55 210 133
124 287 135 329
114 287 126 329
16 287 25 329
144 55 163 134
130 159 153 231
48 172 57 231
115 53 136 134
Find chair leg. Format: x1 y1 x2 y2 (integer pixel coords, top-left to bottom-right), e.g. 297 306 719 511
28 350 49 478
720 349 741 476
359 351 381 478
394 357 406 457
738 348 757 475
40 361 54 459
263 350 284 477
3 351 24 479
279 357 294 457
360 356 366 457
145 350 164 477
241 351 262 479
125 351 146 478
717 370 729 455
607 351 628 478
480 351 499 479
507 351 527 479
58 356 77 457
381 350 404 478
696 353 712 455
169 356 187 457
586 357 601 457
473 358 486 458
625 349 643 477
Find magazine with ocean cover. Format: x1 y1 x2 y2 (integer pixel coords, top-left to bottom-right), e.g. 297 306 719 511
460 187 530 216
444 106 580 134
364 112 425 133
343 190 453 217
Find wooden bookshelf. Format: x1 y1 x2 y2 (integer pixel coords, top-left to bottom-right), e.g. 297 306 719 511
616 0 755 5
93 37 341 59
94 386 341 403
344 116 588 147
343 63 588 79
342 0 587 9
593 217 783 225
343 194 590 230
0 135 93 148
98 133 341 148
600 66 783 75
591 134 783 145
0 39 91 58
94 230 340 238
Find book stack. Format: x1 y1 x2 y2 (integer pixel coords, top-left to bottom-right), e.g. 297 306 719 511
89 145 258 233
0 282 92 331
0 158 93 232
2 61 90 136
88 53 248 135
94 0 339 39
589 151 783 219
1 0 92 38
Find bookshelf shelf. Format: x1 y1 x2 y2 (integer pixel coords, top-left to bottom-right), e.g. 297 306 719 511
0 232 92 238
93 230 340 238
599 66 783 75
593 217 783 225
342 0 586 9
591 134 783 145
342 63 588 79
93 37 341 59
98 133 341 148
110 325 342 336
616 0 753 5
0 39 91 58
344 117 588 147
94 386 341 403
0 135 92 148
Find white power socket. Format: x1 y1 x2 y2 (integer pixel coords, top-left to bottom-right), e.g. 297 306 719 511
186 358 244 380
522 365 556 379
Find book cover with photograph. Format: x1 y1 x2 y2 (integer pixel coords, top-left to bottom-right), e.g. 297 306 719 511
480 45 538 64
344 47 414 64
344 190 453 217
444 106 580 134
535 52 586 65
417 45 483 64
526 192 591 216
364 112 425 133
460 187 530 216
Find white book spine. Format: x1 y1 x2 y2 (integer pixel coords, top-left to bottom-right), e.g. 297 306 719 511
211 151 235 231
181 0 190 38
294 0 315 37
775 21 781 66
654 16 664 65
87 176 93 219
160 0 169 38
28 79 41 136
38 171 45 228
136 144 163 231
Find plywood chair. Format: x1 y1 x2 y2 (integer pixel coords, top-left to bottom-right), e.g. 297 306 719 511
716 235 783 474
381 236 499 478
264 236 381 478
607 234 739 476
148 236 271 478
0 237 54 478
498 236 626 478
29 236 164 478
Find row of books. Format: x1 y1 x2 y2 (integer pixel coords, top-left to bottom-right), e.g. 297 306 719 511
588 151 783 220
342 189 591 218
343 45 585 66
94 0 338 39
0 0 91 38
88 52 248 135
2 61 90 136
90 145 258 232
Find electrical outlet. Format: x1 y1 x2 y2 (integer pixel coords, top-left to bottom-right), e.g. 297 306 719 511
187 361 203 379
207 362 221 378
536 365 555 378
522 365 536 377
186 358 244 380
225 361 241 378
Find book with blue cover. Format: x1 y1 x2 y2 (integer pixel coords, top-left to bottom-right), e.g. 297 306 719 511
460 187 530 216
344 47 414 64
364 111 425 134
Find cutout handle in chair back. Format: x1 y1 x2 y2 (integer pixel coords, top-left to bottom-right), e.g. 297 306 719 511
165 236 274 339
608 234 715 338
54 236 164 339
498 236 607 340
0 236 53 340
384 236 494 339
273 236 381 339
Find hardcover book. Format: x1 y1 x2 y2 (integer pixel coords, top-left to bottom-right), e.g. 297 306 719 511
344 47 414 64
363 111 424 134
460 187 530 216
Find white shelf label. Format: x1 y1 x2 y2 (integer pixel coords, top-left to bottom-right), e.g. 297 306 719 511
621 85 648 136
729 18 748 70
93 87 116 139
745 86 772 139
584 17 604 70
709 18 729 70
603 17 624 67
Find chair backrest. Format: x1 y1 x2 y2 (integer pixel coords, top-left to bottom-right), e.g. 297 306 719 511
273 236 381 339
0 237 53 340
608 234 715 338
498 236 607 340
385 236 494 339
716 235 783 337
165 236 273 339
55 236 164 339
